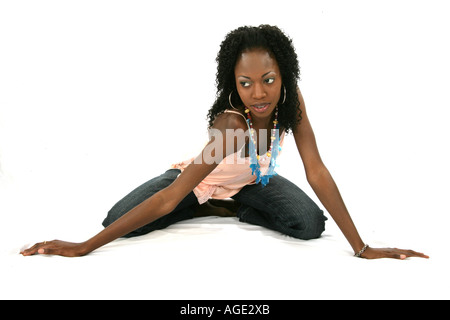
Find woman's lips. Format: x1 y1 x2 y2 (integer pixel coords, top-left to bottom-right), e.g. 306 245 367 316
250 103 270 113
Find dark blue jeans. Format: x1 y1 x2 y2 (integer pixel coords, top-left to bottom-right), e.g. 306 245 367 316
102 169 327 239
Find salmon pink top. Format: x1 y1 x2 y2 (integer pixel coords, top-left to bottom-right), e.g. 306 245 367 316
171 110 285 204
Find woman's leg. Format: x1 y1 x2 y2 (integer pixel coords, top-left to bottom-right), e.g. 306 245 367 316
102 169 199 238
232 174 327 240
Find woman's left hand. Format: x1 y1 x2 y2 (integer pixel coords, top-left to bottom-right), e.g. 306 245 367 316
360 246 429 260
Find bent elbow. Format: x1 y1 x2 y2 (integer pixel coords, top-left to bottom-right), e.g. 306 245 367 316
155 187 188 215
306 166 329 188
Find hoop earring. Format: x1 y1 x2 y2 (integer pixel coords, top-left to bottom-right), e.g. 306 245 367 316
228 91 238 110
281 85 287 104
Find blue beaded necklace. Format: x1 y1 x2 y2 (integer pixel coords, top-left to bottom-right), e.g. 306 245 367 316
245 106 281 186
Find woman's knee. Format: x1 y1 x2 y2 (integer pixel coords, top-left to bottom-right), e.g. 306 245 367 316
286 207 327 240
102 169 181 228
302 208 327 239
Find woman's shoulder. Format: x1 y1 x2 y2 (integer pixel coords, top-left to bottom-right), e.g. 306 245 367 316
212 109 248 132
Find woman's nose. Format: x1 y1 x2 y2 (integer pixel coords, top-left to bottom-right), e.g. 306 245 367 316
252 83 266 100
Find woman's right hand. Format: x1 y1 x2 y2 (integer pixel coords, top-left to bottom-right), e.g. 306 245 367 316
20 240 89 257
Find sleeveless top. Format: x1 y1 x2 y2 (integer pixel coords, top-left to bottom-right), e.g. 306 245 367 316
171 109 285 204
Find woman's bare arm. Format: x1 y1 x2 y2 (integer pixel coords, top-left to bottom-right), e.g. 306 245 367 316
21 112 248 257
293 87 428 259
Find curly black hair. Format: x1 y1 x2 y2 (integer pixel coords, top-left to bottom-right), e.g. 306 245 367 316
207 25 302 133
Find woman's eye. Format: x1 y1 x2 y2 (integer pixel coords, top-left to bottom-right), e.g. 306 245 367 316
265 78 275 84
240 81 251 87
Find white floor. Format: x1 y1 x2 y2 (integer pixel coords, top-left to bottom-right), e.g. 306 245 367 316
1 207 448 300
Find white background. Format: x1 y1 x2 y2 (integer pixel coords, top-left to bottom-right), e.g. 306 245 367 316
1 0 449 300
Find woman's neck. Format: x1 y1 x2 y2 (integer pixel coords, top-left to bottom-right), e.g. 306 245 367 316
251 112 275 131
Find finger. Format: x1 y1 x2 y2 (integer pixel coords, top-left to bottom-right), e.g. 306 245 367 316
406 249 429 258
384 248 406 260
37 241 59 255
21 241 54 256
21 242 44 256
393 249 429 260
390 252 407 260
403 249 430 259
38 247 55 255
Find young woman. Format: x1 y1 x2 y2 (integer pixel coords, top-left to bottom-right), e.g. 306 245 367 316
21 25 428 260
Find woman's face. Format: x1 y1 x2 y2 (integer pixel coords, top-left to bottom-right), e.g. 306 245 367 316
234 48 282 119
